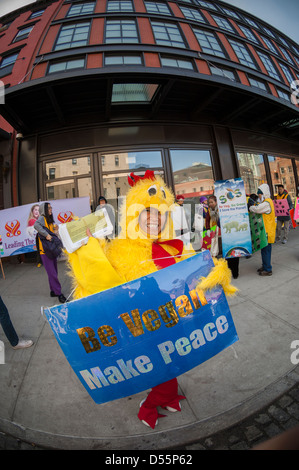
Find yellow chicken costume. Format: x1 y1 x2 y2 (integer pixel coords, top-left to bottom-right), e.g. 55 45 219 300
67 170 237 429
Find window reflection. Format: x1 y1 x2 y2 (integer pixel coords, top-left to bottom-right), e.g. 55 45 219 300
45 156 90 179
170 149 214 199
237 153 266 195
268 156 296 203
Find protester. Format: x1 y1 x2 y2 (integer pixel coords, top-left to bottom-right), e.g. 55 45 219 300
249 183 276 276
66 171 237 429
0 295 33 349
96 196 115 237
34 202 67 303
275 184 293 244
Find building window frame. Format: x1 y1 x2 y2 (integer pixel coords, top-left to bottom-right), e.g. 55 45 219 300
105 18 139 44
193 29 226 58
229 39 259 70
54 22 91 51
106 0 134 12
67 2 96 17
151 21 187 49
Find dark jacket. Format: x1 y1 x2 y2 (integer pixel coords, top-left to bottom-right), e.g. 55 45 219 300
37 226 63 260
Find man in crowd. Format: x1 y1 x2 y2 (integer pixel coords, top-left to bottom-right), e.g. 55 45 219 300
275 184 293 244
249 184 276 276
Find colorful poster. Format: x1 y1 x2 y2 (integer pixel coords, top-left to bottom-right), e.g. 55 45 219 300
273 199 290 217
44 251 238 405
214 178 252 258
0 197 90 257
249 213 268 253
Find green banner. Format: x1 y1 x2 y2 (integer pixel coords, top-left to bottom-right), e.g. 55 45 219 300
249 213 268 253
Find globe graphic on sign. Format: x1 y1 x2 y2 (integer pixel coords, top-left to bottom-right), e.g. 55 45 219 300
227 191 234 200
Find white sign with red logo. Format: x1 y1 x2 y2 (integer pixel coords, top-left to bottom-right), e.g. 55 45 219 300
0 197 90 258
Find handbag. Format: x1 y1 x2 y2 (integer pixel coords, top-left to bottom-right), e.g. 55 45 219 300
38 227 63 260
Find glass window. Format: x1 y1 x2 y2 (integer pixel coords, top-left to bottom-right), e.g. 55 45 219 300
54 22 90 50
48 57 85 74
170 149 214 199
220 7 240 20
245 17 260 30
268 156 297 203
262 26 276 39
209 65 237 81
229 40 258 70
111 83 159 103
160 56 194 70
238 24 260 45
276 88 291 102
104 55 142 65
67 2 95 16
258 52 281 81
279 63 295 85
105 19 139 43
261 36 278 55
145 2 171 15
107 0 134 12
0 52 18 68
29 9 45 19
100 150 163 172
237 153 266 195
278 46 296 66
46 179 75 200
45 157 90 179
151 21 186 48
13 26 33 42
248 76 268 92
193 29 226 57
195 1 218 11
180 7 206 23
211 15 235 33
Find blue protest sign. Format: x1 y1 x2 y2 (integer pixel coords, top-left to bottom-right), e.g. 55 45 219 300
214 178 252 258
44 251 238 404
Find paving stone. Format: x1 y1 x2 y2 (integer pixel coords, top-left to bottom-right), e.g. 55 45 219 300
268 405 290 423
255 413 272 425
244 425 263 442
287 403 299 420
264 423 282 438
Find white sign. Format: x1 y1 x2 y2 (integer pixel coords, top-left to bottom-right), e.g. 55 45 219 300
0 197 91 257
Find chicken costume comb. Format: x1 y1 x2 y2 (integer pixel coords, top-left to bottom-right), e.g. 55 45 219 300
128 170 156 187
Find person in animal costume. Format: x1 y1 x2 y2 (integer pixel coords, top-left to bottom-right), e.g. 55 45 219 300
67 170 237 429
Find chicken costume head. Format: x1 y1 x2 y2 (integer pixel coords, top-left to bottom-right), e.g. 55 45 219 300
67 170 237 300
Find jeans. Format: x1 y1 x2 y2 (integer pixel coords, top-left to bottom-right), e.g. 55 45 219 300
276 219 290 241
261 243 272 272
0 296 19 346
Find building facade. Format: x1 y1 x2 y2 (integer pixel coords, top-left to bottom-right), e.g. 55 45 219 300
0 0 299 217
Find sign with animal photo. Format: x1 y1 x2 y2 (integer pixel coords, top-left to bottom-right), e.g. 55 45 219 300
214 178 252 258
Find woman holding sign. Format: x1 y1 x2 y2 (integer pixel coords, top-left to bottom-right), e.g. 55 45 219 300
249 184 276 276
34 203 67 303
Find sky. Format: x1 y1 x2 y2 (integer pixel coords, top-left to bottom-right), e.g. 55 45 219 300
0 0 298 44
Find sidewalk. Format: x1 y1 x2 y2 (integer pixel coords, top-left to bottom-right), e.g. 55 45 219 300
0 230 299 450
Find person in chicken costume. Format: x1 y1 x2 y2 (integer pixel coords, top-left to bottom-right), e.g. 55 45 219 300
67 170 237 429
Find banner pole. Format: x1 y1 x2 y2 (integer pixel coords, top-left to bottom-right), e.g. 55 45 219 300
0 259 5 280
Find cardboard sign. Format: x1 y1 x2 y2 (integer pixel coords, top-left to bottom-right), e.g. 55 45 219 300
274 199 289 217
44 251 238 404
249 213 268 252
